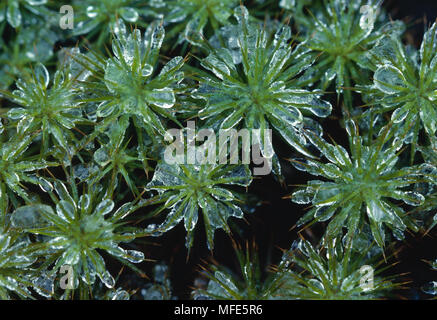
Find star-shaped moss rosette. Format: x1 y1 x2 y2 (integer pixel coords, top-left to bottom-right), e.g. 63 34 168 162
0 0 52 28
297 0 404 106
90 116 143 197
0 225 43 299
10 181 146 293
191 6 331 176
145 161 252 250
163 0 239 45
73 20 185 138
0 134 57 205
192 241 287 300
72 0 164 48
290 120 434 248
358 22 437 156
275 238 400 300
0 63 85 156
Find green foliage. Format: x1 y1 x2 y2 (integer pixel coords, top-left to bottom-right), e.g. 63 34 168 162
291 120 434 248
358 23 437 154
146 161 252 250
0 0 435 301
276 238 399 299
192 6 332 176
72 0 164 47
10 181 145 292
297 0 405 106
192 242 286 300
2 63 84 155
0 227 40 299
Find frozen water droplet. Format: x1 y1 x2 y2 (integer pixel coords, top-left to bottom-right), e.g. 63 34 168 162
366 200 385 222
391 107 409 124
148 88 175 109
100 271 115 288
201 54 230 80
94 148 110 166
422 281 437 295
125 250 144 263
402 192 425 206
374 65 406 94
34 63 49 88
86 6 98 18
120 7 139 22
291 189 313 204
113 19 127 39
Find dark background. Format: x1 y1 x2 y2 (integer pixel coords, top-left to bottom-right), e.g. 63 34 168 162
119 0 437 300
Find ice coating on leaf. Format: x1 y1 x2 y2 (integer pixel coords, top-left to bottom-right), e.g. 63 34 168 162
109 288 130 300
422 281 437 295
148 88 176 109
194 6 331 176
11 205 53 228
34 63 50 89
120 7 139 22
56 200 76 222
32 273 54 298
374 65 406 94
95 199 115 216
147 161 252 249
291 126 431 248
292 189 314 204
99 271 115 288
124 250 145 263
